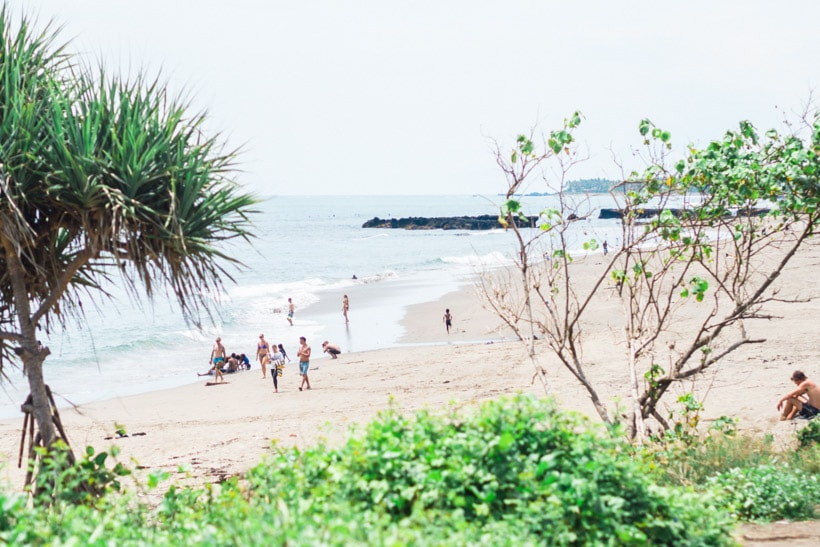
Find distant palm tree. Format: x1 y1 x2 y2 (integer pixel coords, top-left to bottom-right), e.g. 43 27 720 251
0 5 256 481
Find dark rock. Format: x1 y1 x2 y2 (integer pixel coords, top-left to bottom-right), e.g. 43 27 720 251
362 215 541 230
598 207 770 220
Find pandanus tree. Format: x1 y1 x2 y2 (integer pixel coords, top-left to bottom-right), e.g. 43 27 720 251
0 6 256 480
483 109 820 441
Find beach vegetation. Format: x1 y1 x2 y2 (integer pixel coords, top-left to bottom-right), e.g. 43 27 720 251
483 107 820 442
708 464 820 522
0 3 256 493
797 418 820 448
0 394 739 544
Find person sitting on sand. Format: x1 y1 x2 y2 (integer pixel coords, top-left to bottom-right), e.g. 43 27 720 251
198 363 224 383
322 341 342 359
778 370 820 420
225 353 240 374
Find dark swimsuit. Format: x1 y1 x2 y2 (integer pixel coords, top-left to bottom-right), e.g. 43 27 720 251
799 403 820 419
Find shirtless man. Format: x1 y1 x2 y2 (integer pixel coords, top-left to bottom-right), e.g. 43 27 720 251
443 308 453 334
210 337 226 366
205 337 226 383
297 336 311 391
778 370 820 420
287 298 295 326
322 341 342 359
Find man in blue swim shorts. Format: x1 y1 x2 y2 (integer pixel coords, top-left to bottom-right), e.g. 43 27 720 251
778 370 820 420
297 335 311 391
210 337 226 366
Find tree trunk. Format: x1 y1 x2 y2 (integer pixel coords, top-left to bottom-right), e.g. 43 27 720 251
1 235 59 448
24 355 57 447
627 342 645 444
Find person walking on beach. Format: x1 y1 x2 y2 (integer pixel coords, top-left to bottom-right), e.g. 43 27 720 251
602 240 609 255
778 370 820 420
287 298 295 326
210 337 226 367
270 343 284 393
297 336 311 391
443 308 453 334
343 294 350 323
278 343 291 363
257 334 272 379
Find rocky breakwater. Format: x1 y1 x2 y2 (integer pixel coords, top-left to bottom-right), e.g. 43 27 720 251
362 215 541 230
598 207 770 220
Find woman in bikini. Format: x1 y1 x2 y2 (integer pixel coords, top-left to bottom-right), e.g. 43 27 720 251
257 334 272 379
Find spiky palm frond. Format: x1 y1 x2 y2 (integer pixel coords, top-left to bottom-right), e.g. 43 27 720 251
0 4 257 371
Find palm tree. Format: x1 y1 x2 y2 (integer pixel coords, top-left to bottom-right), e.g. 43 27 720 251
0 5 256 482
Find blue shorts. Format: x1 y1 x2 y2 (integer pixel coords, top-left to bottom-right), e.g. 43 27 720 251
213 357 224 365
299 361 309 375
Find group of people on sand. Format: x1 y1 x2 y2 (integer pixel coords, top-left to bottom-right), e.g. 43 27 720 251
198 337 251 383
201 332 331 393
201 295 353 391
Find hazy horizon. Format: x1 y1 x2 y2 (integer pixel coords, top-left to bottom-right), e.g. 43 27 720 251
22 1 820 197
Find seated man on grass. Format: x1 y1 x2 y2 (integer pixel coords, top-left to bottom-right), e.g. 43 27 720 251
778 370 820 420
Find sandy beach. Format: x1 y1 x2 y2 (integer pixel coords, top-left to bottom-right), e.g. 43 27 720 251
1 241 819 500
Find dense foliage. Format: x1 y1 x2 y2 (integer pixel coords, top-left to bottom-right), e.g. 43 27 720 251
798 418 820 448
0 395 738 545
710 464 820 522
0 2 255 464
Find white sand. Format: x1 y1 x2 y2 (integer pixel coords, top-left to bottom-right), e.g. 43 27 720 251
1 242 818 491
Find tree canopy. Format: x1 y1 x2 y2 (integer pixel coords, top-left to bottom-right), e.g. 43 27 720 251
485 107 820 440
0 4 257 479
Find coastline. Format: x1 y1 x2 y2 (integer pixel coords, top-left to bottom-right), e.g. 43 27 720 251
1 242 819 493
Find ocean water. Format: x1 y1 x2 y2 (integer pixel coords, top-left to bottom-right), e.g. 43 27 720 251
0 194 622 418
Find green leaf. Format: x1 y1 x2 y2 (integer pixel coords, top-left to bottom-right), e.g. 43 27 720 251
639 119 651 136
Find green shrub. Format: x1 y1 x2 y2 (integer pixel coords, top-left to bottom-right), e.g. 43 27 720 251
797 418 820 448
709 464 820 521
28 441 131 508
1 395 737 545
246 394 735 545
645 429 783 488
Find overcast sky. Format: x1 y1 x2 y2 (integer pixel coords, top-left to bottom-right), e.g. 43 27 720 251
22 1 820 196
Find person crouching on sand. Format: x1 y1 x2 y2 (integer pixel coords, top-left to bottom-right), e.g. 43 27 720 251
322 341 342 359
778 370 820 420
